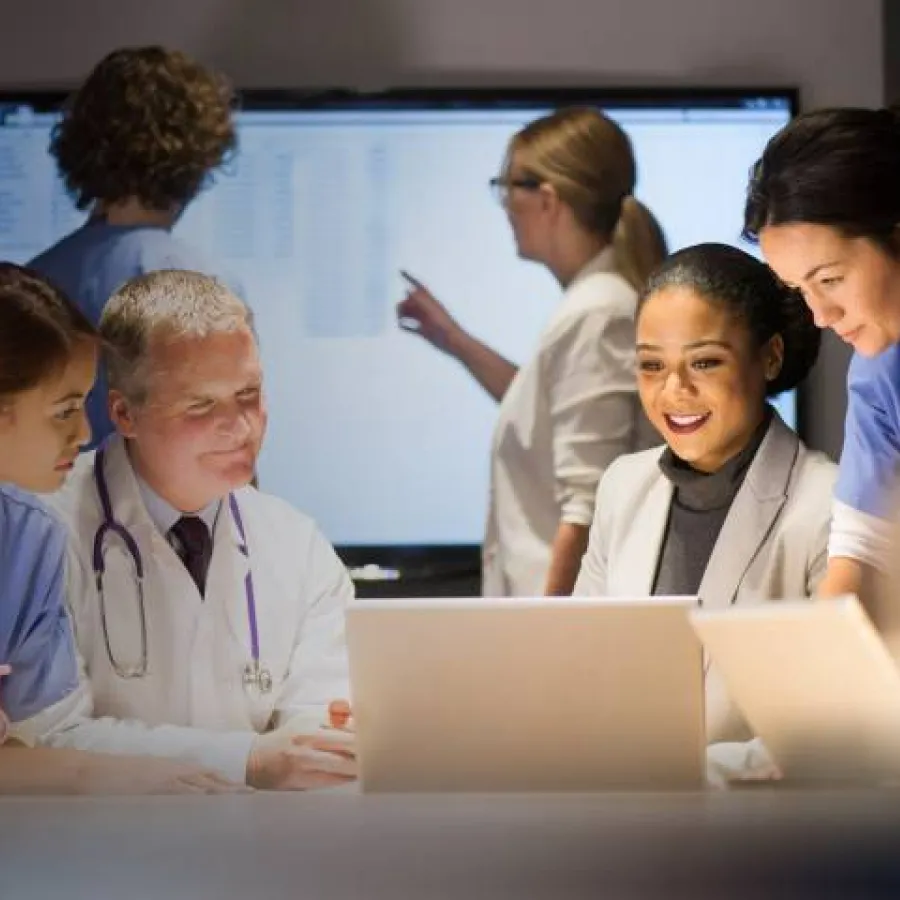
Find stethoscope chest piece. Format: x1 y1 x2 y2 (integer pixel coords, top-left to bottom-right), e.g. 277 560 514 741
243 660 274 695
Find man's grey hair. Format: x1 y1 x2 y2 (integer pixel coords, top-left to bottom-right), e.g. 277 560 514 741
100 269 254 405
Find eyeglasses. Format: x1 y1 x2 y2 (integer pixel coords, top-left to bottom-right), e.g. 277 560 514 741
489 176 542 206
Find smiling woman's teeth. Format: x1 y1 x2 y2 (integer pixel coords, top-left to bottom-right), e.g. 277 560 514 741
669 414 705 426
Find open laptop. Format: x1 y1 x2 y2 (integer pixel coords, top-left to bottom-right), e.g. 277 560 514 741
691 596 900 785
346 596 705 792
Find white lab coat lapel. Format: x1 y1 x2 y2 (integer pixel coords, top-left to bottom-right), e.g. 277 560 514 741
613 475 673 595
100 436 159 548
189 502 255 730
697 414 797 610
94 437 200 723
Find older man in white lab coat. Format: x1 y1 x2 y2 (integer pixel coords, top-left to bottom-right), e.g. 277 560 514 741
23 270 355 790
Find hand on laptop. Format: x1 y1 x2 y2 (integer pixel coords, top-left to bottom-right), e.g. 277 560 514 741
247 725 357 791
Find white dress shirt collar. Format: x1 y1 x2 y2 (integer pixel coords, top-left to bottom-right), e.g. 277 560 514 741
135 474 221 538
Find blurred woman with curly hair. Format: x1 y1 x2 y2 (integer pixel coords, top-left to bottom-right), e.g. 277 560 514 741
29 46 239 445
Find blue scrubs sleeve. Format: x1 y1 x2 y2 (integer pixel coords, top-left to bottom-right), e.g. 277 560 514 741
0 490 79 722
834 346 900 520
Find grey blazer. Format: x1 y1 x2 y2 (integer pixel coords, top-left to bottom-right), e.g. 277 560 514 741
574 411 838 743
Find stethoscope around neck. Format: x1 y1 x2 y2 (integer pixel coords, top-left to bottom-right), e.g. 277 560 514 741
91 446 273 694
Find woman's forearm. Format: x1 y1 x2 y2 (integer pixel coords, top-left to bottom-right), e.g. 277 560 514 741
816 556 865 600
448 329 518 403
0 746 88 795
543 522 591 596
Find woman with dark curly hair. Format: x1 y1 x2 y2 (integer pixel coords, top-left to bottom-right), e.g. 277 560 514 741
574 243 836 747
29 46 238 446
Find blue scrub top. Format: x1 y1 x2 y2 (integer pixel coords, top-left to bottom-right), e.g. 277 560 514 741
29 221 242 448
835 343 900 520
0 484 78 723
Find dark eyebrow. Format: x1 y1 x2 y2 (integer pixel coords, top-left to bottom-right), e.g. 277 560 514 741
637 340 733 352
802 260 841 281
684 340 733 351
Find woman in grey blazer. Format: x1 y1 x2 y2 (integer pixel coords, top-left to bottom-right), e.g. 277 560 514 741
575 243 837 744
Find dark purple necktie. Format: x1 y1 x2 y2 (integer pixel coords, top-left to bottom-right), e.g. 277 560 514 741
169 516 212 596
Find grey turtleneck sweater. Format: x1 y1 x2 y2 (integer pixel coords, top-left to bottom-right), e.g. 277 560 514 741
651 411 771 597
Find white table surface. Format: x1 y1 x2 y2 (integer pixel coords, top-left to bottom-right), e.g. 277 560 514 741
1 787 899 899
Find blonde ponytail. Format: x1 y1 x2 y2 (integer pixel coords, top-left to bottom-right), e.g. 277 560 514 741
612 197 669 291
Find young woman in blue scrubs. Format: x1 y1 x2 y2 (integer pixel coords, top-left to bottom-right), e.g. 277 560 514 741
0 263 240 793
744 106 900 607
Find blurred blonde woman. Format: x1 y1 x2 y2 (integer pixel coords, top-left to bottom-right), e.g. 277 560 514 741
398 107 666 596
